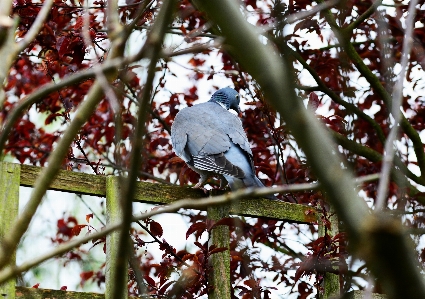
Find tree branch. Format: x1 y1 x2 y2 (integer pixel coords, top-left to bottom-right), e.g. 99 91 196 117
345 0 382 32
17 0 54 53
375 0 418 210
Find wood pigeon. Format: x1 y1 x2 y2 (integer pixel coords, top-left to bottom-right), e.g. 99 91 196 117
171 87 276 200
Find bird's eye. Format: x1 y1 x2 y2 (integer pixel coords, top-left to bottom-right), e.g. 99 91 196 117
235 94 240 103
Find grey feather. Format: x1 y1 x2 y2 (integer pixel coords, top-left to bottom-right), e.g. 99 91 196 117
170 88 276 200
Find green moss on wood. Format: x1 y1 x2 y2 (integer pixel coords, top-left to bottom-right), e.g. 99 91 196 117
16 163 317 223
207 205 231 299
105 177 128 299
0 162 20 299
233 199 317 223
16 286 140 299
20 164 105 196
346 290 386 299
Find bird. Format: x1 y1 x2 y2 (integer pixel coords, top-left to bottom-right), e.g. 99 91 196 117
170 87 276 200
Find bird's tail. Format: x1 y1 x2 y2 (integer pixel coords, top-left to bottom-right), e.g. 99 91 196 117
226 174 277 200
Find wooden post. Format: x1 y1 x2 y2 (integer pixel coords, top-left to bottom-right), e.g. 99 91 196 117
207 204 231 299
0 162 20 299
320 207 340 299
105 176 128 299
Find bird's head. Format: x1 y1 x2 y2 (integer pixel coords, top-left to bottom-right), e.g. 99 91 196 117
209 87 242 117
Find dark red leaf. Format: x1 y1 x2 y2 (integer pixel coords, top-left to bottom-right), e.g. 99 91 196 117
72 224 87 236
86 213 94 223
186 222 207 239
144 275 156 287
307 92 320 111
209 247 228 255
194 241 205 251
80 271 94 282
149 220 163 238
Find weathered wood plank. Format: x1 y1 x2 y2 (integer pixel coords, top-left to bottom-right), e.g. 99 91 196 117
230 198 317 223
15 286 105 299
347 290 386 299
20 164 106 196
18 163 318 223
105 177 128 299
207 204 231 299
320 208 340 299
0 162 20 299
15 286 140 299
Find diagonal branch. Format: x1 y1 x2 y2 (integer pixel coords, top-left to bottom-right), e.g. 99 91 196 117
17 0 54 53
344 0 382 32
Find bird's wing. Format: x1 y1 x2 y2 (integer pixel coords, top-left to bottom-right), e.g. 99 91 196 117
171 102 251 177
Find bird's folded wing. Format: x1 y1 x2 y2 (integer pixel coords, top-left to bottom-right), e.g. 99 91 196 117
192 153 245 178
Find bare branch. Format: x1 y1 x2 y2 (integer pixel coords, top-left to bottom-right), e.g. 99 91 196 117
375 0 419 210
17 0 54 53
285 0 339 24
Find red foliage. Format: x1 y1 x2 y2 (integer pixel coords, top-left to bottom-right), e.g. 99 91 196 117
5 0 425 296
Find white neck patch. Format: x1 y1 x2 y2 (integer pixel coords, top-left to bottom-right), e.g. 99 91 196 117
217 102 227 109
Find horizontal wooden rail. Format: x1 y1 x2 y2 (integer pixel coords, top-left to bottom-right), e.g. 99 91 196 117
15 286 139 299
19 164 318 223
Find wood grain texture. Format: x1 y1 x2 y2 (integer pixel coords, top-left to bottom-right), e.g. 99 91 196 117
20 164 106 196
0 162 20 299
18 163 317 224
105 176 128 299
15 286 140 299
207 204 231 299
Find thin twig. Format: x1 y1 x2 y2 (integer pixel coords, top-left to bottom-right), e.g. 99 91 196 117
17 0 54 52
375 0 418 210
284 0 339 24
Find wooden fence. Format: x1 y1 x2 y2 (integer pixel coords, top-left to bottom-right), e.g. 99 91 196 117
0 162 384 298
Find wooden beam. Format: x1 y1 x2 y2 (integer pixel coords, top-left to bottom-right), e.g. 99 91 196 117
18 164 317 223
0 163 20 299
15 286 140 299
